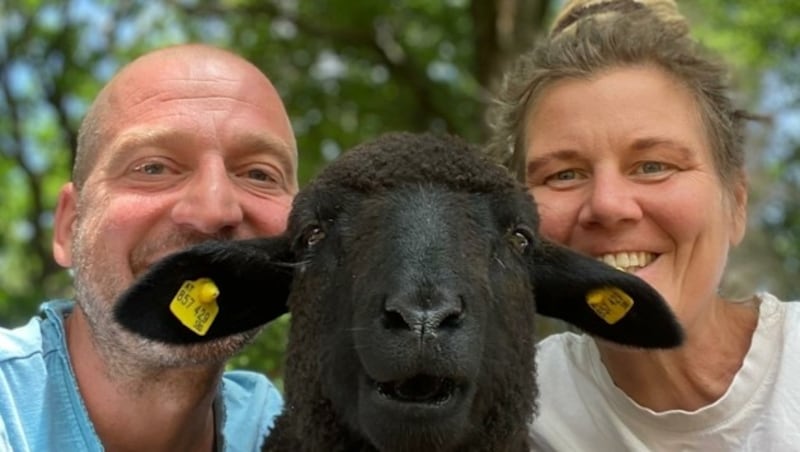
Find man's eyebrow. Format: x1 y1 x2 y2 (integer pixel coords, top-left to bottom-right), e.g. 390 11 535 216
103 127 297 172
111 127 179 151
103 127 180 170
232 131 297 172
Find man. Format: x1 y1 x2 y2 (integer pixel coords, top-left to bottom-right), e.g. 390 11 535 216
0 44 297 451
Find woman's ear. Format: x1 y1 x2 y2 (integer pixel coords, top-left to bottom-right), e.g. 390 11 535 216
730 171 748 246
53 183 78 268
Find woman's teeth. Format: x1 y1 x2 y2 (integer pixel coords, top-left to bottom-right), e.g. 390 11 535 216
597 251 654 273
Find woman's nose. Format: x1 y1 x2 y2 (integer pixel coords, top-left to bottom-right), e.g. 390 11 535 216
577 172 643 229
171 161 244 235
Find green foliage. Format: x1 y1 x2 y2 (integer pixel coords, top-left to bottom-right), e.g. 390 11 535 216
684 0 800 299
2 0 800 379
228 314 290 389
685 0 800 102
2 0 536 377
690 0 800 69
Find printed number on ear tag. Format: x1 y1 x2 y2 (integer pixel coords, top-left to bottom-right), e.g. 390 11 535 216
169 278 220 335
586 287 634 325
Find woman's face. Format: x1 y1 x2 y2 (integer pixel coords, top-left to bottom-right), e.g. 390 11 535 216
524 66 747 328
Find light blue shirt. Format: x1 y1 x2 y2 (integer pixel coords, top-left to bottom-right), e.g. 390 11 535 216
0 301 283 451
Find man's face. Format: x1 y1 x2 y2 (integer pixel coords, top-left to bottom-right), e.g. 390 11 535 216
53 48 298 366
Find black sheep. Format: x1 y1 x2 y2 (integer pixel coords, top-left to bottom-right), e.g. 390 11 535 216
115 132 682 451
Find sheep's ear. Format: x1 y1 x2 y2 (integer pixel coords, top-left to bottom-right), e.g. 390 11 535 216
113 237 293 344
529 240 684 348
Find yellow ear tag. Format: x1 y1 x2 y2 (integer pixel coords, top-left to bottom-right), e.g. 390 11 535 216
586 287 634 325
169 278 220 336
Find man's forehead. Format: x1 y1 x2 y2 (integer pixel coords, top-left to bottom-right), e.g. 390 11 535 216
93 46 296 165
110 57 235 101
103 54 284 124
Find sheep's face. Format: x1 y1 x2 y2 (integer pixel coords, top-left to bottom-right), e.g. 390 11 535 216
114 132 683 451
287 183 539 450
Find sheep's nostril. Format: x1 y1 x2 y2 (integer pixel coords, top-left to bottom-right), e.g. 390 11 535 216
425 296 465 331
439 308 465 330
382 309 410 330
382 294 465 333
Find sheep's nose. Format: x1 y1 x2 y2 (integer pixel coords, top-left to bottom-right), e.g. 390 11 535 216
382 289 465 336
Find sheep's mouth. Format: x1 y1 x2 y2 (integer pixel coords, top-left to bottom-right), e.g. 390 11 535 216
375 375 457 405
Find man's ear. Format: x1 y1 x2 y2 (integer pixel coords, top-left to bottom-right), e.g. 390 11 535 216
114 237 294 344
53 183 77 268
529 239 683 348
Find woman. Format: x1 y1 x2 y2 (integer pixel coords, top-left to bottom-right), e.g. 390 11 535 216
487 0 800 450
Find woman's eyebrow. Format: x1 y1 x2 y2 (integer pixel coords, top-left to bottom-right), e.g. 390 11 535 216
630 137 694 158
526 149 582 175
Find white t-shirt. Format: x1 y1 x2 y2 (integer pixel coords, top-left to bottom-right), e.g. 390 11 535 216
531 293 800 451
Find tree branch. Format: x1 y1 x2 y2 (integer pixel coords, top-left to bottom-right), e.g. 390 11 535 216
186 1 460 132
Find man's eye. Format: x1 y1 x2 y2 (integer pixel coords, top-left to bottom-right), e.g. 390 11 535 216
245 169 276 182
133 162 166 175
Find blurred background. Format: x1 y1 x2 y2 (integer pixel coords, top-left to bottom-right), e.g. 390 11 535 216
1 0 799 384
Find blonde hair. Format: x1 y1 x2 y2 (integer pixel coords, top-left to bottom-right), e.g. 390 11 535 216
552 0 684 36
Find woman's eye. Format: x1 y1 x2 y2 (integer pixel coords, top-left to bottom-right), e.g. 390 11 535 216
639 161 667 174
632 161 679 181
542 168 585 188
554 169 577 180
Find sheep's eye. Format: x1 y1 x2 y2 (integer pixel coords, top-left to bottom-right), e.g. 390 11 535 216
508 228 531 253
304 226 326 248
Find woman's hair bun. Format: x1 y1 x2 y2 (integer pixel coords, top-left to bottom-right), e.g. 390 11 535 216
551 0 687 37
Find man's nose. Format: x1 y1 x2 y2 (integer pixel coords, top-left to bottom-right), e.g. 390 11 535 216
171 160 244 235
577 172 643 229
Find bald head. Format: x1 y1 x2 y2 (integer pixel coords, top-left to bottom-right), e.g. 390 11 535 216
51 45 300 387
74 44 296 190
